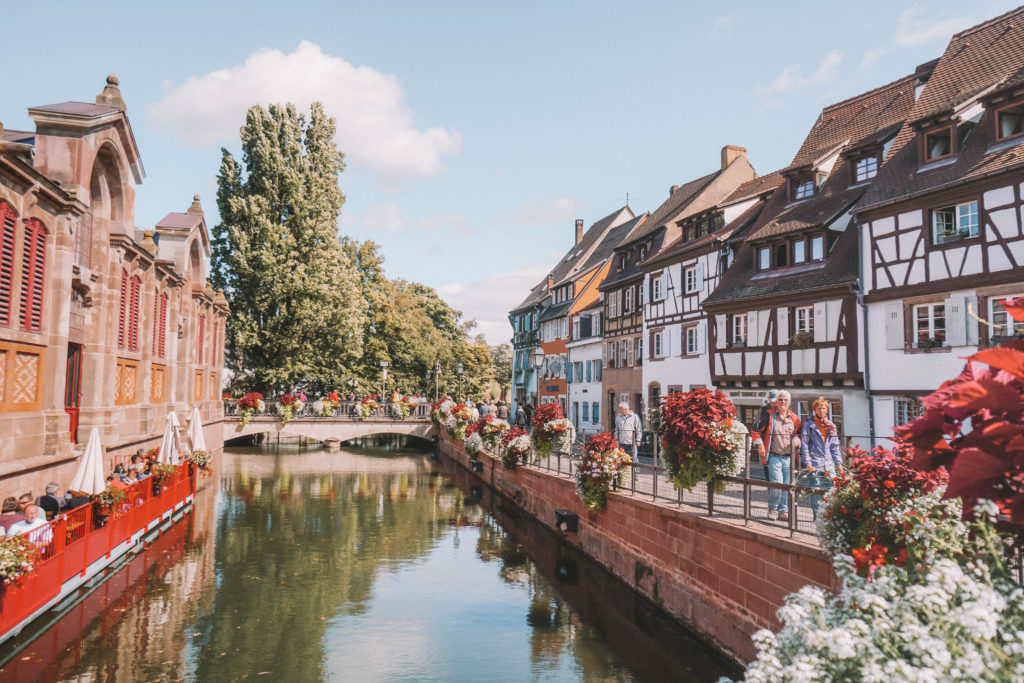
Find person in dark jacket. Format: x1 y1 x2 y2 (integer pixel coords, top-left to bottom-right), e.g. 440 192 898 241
36 482 65 520
798 397 844 519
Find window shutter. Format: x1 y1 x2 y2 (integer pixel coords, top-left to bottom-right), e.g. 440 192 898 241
118 269 127 349
747 313 758 346
695 262 705 294
596 360 602 381
213 321 219 366
566 362 573 383
128 276 140 351
592 402 599 423
152 290 160 355
159 294 167 358
0 203 16 327
884 302 904 350
586 360 592 382
944 296 968 347
777 306 790 344
19 219 47 332
198 314 205 364
697 320 707 355
813 301 828 343
715 315 727 350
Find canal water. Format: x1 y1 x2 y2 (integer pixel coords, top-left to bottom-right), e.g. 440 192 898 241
0 439 740 682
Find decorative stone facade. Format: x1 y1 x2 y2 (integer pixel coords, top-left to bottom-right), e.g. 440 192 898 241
0 76 227 495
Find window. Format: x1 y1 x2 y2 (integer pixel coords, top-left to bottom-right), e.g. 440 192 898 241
795 306 814 334
117 269 128 349
114 359 138 406
582 402 589 422
793 240 806 264
684 266 698 294
607 290 619 317
607 341 618 368
653 331 664 357
855 156 879 182
198 314 206 364
624 287 633 313
932 201 978 245
127 276 141 352
594 359 602 381
19 219 47 333
793 179 814 200
731 314 748 347
685 326 699 355
774 243 789 268
651 274 664 301
0 202 16 327
623 339 632 366
811 235 824 261
914 304 946 347
894 397 924 427
996 102 1024 141
634 337 643 366
591 402 599 424
924 127 953 161
992 295 1024 339
758 247 770 271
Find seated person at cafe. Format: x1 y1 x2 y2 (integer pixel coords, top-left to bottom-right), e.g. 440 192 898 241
107 473 128 490
9 503 51 543
65 490 93 510
36 482 65 519
0 497 24 531
16 493 32 514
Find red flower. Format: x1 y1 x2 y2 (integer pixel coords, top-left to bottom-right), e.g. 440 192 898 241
532 403 564 428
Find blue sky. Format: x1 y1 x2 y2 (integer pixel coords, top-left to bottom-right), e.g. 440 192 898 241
1 1 1019 342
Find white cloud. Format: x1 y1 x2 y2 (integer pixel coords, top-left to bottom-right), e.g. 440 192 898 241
894 4 977 47
437 264 550 345
711 14 734 40
758 49 843 97
362 203 405 232
148 41 461 178
860 48 885 69
512 196 580 225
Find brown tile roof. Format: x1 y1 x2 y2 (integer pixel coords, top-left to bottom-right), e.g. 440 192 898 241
788 73 919 171
646 197 767 268
630 169 721 242
29 101 121 118
859 7 1024 211
0 129 34 144
156 212 203 230
722 170 784 205
746 183 862 242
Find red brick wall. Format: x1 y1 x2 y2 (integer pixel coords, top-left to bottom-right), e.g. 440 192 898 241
439 434 837 663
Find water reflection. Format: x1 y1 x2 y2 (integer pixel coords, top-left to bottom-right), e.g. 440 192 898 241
0 441 738 682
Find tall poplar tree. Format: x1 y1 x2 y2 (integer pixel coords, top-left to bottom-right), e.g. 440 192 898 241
212 102 364 393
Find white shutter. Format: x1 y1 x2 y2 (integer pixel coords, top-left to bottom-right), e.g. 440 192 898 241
777 307 790 345
747 312 758 347
813 301 828 343
874 397 896 440
884 302 905 350
697 320 707 355
716 315 727 350
945 296 967 347
695 261 705 294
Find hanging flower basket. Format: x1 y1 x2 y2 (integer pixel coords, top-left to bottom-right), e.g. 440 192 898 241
481 418 510 451
531 403 566 458
573 432 631 511
501 427 532 469
189 449 211 477
237 392 265 428
278 393 306 424
0 536 39 585
358 397 379 420
658 388 746 492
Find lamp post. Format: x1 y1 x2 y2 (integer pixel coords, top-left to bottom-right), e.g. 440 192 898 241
380 360 389 399
531 347 545 407
456 361 464 401
433 359 442 402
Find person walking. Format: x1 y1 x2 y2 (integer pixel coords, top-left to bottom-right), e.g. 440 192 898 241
524 402 534 429
798 397 844 519
496 401 509 420
614 402 642 460
752 390 802 522
514 403 528 427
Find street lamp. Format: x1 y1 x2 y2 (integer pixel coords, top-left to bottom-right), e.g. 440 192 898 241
433 359 442 402
456 361 464 400
380 360 389 398
531 348 545 406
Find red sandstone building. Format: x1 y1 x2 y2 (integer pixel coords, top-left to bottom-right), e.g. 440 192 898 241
0 76 227 494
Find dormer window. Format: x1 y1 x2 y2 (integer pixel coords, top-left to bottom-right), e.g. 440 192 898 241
758 247 770 270
924 126 953 161
638 246 647 261
793 179 815 201
854 155 878 182
756 233 826 272
793 240 806 264
995 101 1024 141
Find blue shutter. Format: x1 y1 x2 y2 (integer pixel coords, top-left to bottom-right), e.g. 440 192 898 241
583 402 590 422
586 361 592 382
596 360 602 382
567 362 573 383
592 402 599 424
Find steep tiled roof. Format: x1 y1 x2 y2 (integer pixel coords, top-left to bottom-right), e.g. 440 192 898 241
859 8 1024 211
555 214 646 288
746 184 861 241
704 220 859 307
721 171 784 205
630 169 721 242
788 73 919 171
647 197 767 268
512 205 632 311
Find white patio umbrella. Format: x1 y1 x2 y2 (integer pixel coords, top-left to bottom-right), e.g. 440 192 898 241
187 406 207 454
69 427 106 495
158 412 180 464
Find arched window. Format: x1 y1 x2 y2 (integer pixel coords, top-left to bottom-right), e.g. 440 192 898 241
0 202 16 327
117 269 128 349
19 219 47 332
128 275 141 351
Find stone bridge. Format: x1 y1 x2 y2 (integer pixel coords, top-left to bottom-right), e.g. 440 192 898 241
224 415 436 444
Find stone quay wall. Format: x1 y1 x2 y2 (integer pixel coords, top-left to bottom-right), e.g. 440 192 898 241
438 433 837 664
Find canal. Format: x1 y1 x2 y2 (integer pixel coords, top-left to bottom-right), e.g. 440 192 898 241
0 439 740 682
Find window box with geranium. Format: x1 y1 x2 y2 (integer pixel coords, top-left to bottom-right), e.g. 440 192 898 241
573 432 631 511
149 463 179 493
95 486 127 516
0 536 38 585
278 392 306 424
658 388 747 492
501 427 532 469
237 392 265 428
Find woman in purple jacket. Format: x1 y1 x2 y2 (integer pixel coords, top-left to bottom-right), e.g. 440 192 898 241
798 397 844 519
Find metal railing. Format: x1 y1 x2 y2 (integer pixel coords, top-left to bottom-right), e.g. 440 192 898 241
223 399 431 421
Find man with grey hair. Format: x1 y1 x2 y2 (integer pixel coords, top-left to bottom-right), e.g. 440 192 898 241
614 402 642 460
752 390 802 521
36 482 65 520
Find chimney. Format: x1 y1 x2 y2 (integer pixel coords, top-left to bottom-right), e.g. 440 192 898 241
721 145 747 169
575 219 584 245
546 274 554 290
669 185 679 197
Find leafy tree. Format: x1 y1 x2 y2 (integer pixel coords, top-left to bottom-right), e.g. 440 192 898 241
212 103 364 393
490 343 513 399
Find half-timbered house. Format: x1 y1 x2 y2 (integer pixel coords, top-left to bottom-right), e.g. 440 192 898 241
600 147 755 427
703 70 929 437
640 171 782 410
855 8 1024 441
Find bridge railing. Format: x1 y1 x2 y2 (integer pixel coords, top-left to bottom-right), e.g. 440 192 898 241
224 399 431 421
